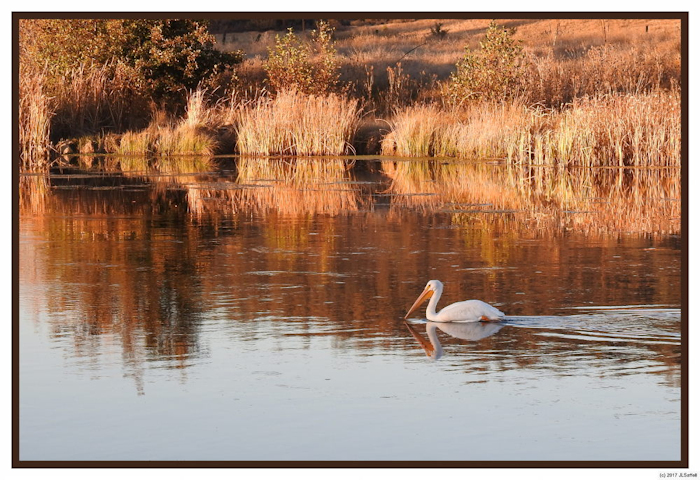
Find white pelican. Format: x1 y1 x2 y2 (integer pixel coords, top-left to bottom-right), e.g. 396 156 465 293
404 279 505 322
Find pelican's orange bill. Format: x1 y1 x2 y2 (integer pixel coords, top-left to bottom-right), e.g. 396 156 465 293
404 288 433 319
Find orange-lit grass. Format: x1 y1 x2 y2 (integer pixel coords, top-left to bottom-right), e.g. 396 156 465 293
381 101 541 159
536 89 681 167
115 89 219 158
382 88 680 168
229 19 680 111
235 90 362 156
19 68 53 169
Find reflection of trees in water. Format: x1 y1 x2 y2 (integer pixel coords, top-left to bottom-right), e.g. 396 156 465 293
21 181 210 393
20 157 680 235
19 158 681 389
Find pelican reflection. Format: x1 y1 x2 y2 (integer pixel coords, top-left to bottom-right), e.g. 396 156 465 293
404 320 504 360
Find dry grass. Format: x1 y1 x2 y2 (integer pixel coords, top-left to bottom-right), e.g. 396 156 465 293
19 67 53 169
382 87 680 167
380 105 442 157
115 124 216 171
116 131 154 156
508 89 681 167
381 101 536 159
155 125 218 157
115 89 219 158
519 43 680 107
223 18 680 110
19 18 681 169
235 90 362 156
50 62 147 139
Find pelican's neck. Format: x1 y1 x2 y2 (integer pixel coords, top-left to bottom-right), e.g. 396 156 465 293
425 284 443 321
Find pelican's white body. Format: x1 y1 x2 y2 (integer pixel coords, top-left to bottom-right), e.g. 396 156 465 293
427 298 505 322
406 279 505 323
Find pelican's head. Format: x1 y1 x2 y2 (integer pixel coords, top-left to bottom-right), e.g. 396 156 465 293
404 280 443 319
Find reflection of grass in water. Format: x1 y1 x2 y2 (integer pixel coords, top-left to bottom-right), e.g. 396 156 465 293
188 157 362 217
382 160 680 234
116 155 214 175
166 157 363 218
239 158 361 216
117 156 357 219
237 157 350 185
118 155 151 172
19 174 50 215
155 155 214 174
380 159 441 210
240 183 362 216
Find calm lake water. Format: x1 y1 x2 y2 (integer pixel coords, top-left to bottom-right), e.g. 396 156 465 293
19 157 682 462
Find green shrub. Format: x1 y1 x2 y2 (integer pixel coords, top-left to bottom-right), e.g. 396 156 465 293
263 21 340 95
122 20 242 102
308 21 340 93
447 20 526 103
20 19 243 105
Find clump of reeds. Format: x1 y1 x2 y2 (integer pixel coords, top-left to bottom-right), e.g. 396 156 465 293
380 104 444 157
155 125 217 157
383 87 680 168
50 61 148 139
19 67 53 169
116 130 154 156
115 124 216 161
510 88 680 167
381 101 541 159
235 89 362 156
438 101 544 159
115 89 219 158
